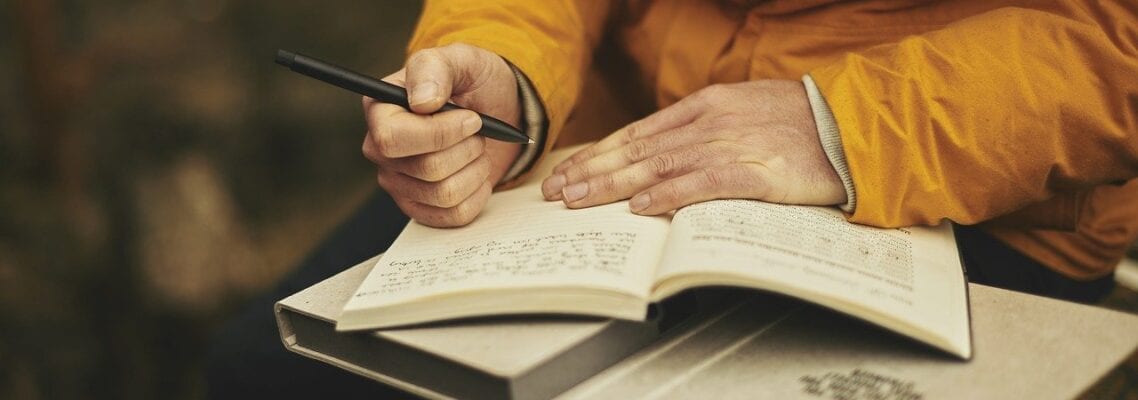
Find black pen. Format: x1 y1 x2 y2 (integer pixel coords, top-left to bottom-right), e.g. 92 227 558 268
274 49 532 144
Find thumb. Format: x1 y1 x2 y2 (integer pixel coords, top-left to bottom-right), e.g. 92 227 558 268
404 48 453 114
404 44 489 114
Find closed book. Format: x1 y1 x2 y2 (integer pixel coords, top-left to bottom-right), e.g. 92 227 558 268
276 256 663 400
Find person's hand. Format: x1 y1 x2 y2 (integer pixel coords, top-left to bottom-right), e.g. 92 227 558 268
541 80 845 215
362 43 522 227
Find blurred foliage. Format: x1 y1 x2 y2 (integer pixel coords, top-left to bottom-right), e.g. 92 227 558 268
0 0 421 398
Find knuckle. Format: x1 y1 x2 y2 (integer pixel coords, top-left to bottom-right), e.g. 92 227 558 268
375 170 395 192
468 135 486 158
446 200 479 227
361 139 378 161
408 48 439 66
375 129 401 158
391 197 421 219
648 154 677 178
624 140 651 162
419 211 454 228
446 42 478 59
568 147 595 165
413 154 448 182
431 179 465 208
564 162 592 182
432 129 449 151
597 174 619 193
700 168 725 189
434 44 474 71
623 123 643 141
741 164 773 197
449 212 476 227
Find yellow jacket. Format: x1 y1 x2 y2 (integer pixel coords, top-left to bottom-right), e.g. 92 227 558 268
407 0 1138 279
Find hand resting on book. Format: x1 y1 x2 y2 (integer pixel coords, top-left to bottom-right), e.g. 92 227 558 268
541 80 846 215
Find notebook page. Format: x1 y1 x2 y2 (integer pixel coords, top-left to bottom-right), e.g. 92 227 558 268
654 200 969 356
343 169 671 313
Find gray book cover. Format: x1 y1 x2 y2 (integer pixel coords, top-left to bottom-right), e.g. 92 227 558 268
276 255 662 400
278 257 1138 399
562 285 1138 399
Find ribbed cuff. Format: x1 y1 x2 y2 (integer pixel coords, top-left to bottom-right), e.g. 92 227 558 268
500 59 548 184
803 74 856 213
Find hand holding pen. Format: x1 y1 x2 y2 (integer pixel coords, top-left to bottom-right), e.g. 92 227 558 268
277 44 529 227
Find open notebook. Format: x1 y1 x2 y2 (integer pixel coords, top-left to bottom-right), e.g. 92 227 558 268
337 145 971 358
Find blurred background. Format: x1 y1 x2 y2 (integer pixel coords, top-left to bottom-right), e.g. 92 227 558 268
2 1 1137 399
1 0 420 398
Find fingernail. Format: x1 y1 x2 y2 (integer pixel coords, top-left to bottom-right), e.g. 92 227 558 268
462 115 482 134
562 182 588 202
410 82 438 106
630 193 651 212
544 174 567 198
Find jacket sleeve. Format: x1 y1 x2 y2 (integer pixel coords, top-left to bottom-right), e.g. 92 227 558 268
407 1 613 185
807 2 1138 228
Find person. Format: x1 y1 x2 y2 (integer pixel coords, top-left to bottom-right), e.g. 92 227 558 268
366 0 1138 300
208 0 1138 397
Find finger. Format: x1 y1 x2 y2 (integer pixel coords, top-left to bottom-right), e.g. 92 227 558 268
378 153 492 208
560 144 726 209
361 131 384 164
365 104 482 158
404 48 456 113
361 70 407 113
543 123 708 199
394 181 493 228
552 93 706 174
385 135 485 182
550 128 633 177
629 163 774 215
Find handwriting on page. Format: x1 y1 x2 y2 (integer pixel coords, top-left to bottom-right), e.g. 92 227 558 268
357 230 640 297
677 200 916 305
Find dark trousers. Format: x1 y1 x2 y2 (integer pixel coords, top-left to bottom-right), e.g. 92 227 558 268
205 192 1115 399
953 224 1115 303
206 191 410 399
